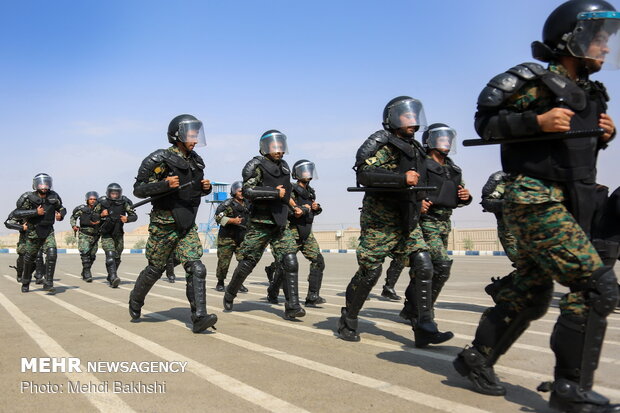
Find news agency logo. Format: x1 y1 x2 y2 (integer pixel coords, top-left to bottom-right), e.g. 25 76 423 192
21 358 188 373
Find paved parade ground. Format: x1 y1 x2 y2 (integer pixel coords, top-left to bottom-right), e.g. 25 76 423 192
1 253 618 413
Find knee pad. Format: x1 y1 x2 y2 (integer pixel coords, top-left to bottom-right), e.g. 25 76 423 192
184 260 206 280
105 251 116 265
409 251 432 280
314 254 325 271
281 253 298 273
587 266 619 317
46 247 57 262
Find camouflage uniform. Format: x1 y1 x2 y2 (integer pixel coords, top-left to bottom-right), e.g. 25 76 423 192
338 128 453 347
267 182 326 306
223 154 306 320
214 197 250 287
454 62 618 401
70 204 101 281
93 196 137 286
130 143 217 333
4 210 41 283
13 190 66 292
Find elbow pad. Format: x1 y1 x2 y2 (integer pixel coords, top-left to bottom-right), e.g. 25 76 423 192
133 180 170 198
357 168 406 188
12 209 38 219
245 187 280 201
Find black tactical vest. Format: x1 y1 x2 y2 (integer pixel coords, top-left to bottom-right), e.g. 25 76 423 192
366 134 426 232
289 183 316 241
78 205 99 234
255 157 292 228
500 79 604 183
217 198 250 245
151 151 205 233
26 191 61 239
425 157 462 208
99 197 128 236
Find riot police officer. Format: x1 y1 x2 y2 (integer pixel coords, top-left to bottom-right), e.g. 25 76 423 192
214 181 250 292
12 173 66 293
71 191 101 282
94 184 137 287
338 96 453 347
130 114 217 333
266 160 326 306
223 130 306 320
453 2 619 411
399 123 472 320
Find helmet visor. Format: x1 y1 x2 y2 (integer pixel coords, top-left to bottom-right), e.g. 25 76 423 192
386 98 427 130
85 191 99 201
178 119 206 147
259 132 288 156
568 12 620 69
107 186 122 199
426 126 457 154
33 175 52 191
294 161 318 180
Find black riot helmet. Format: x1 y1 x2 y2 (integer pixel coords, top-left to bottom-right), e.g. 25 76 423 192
167 114 206 147
421 123 457 155
292 159 318 181
230 181 243 197
32 173 52 194
382 96 427 132
106 183 122 200
259 130 289 156
85 191 99 201
532 0 620 69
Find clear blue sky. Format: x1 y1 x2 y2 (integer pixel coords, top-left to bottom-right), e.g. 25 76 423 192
1 0 618 235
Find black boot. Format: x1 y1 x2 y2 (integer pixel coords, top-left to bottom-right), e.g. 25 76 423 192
431 260 452 304
215 279 225 292
305 255 326 306
223 260 255 311
105 251 120 288
239 284 248 293
337 266 382 341
42 248 57 294
129 265 162 320
11 253 24 283
453 347 506 396
265 262 276 283
80 254 93 282
185 261 217 333
281 253 305 320
21 253 36 293
381 259 404 301
34 249 45 284
165 258 176 283
186 277 197 323
409 252 453 348
267 263 283 304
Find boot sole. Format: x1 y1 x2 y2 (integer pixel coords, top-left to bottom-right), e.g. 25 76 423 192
192 315 218 333
111 278 121 288
452 356 506 396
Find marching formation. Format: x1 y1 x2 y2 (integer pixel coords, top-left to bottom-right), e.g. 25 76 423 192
4 1 620 412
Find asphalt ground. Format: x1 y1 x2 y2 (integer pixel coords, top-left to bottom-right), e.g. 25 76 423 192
1 253 618 413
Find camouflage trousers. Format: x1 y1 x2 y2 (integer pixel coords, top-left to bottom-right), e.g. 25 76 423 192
22 230 57 256
495 213 518 263
78 231 99 258
498 201 603 317
419 217 451 262
357 221 428 271
101 234 124 256
238 222 297 264
145 222 202 272
290 226 324 272
16 231 28 255
216 237 241 280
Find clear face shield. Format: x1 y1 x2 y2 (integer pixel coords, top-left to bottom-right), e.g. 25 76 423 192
386 98 428 131
568 11 620 69
230 181 243 197
426 126 457 155
259 132 289 156
32 175 52 192
178 119 206 147
294 161 318 181
107 186 122 200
